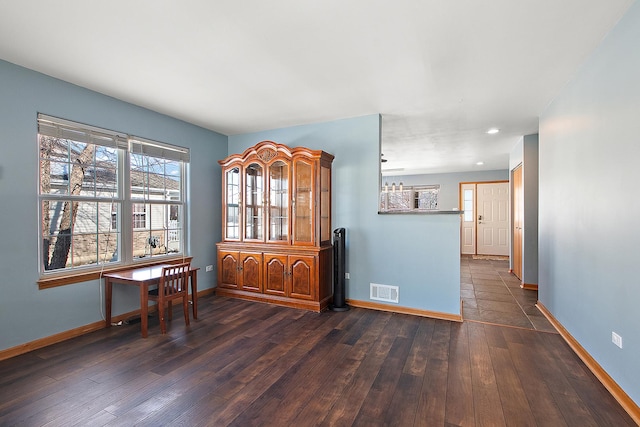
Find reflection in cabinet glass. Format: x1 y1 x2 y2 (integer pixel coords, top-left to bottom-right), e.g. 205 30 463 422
294 159 313 244
320 165 331 242
217 141 334 312
269 160 288 242
225 167 240 239
245 163 263 240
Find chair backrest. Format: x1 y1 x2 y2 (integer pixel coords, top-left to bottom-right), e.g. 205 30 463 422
159 262 191 298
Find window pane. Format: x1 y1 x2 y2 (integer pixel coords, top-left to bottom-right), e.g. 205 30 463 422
44 234 69 270
73 233 98 267
130 154 182 202
130 153 148 200
133 202 183 258
149 157 164 176
69 141 88 163
132 203 147 229
94 167 118 198
42 199 70 271
42 161 70 195
167 204 181 253
463 189 474 222
99 232 119 263
102 202 120 263
130 152 185 259
39 135 119 199
164 160 181 201
40 135 70 195
133 230 151 259
94 145 118 196
40 135 69 162
41 199 119 270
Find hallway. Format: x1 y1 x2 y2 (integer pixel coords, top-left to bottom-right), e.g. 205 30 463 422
461 256 556 332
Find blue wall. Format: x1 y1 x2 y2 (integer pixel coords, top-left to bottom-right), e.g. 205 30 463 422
509 134 539 285
539 2 640 405
0 59 227 351
229 116 461 315
0 61 461 353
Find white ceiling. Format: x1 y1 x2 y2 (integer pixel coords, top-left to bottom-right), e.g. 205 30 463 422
0 1 633 175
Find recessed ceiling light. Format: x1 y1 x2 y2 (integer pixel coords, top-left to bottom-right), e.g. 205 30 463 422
487 128 500 134
476 161 484 166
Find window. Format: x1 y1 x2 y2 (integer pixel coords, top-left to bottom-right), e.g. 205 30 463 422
38 114 189 276
129 146 186 259
463 189 474 222
132 203 147 229
379 183 439 212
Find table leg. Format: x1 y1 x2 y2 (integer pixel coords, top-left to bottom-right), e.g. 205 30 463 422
140 283 148 338
105 278 113 328
191 270 198 319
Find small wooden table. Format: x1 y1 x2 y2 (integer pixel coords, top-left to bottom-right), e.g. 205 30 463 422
103 264 199 337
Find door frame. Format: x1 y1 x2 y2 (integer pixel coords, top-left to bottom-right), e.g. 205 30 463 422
459 180 510 256
511 164 523 279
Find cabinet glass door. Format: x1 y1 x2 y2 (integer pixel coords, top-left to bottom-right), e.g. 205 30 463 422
245 163 263 240
320 165 331 243
293 159 313 244
268 160 289 242
225 167 240 240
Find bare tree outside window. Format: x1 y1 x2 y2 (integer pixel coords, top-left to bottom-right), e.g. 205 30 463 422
38 115 188 275
40 135 118 270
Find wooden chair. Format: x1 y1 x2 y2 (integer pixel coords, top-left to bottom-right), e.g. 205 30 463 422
148 262 191 334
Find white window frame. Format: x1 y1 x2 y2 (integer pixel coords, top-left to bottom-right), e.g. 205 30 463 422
38 114 190 280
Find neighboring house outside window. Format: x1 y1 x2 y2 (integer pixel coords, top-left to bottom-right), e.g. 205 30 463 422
132 203 147 229
38 114 189 277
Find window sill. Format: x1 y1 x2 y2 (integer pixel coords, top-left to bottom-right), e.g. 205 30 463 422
37 256 193 290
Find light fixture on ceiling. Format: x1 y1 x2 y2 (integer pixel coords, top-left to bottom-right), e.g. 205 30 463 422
487 128 500 134
476 161 484 166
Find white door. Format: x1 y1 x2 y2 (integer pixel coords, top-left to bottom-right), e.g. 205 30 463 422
460 183 475 254
477 182 509 256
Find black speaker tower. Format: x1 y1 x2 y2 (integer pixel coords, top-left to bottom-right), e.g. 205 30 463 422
330 228 349 311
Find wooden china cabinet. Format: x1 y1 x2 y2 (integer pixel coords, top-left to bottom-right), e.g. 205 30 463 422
216 141 334 312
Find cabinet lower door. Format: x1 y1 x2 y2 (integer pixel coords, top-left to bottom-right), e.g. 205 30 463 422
264 253 288 297
289 255 316 300
218 251 239 289
240 252 263 292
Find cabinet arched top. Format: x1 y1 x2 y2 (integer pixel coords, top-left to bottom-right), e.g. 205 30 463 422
219 140 334 167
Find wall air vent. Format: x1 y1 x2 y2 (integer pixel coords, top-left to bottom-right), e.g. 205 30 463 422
370 283 399 303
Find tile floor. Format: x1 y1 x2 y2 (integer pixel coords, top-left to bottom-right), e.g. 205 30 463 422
461 255 557 333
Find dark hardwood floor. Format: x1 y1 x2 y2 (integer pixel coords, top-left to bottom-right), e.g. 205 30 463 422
0 295 634 426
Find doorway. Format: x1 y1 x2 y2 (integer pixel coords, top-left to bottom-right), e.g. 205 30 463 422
460 181 509 256
512 165 523 279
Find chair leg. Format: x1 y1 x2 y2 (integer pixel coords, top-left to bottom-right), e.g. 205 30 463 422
158 303 167 334
183 296 190 326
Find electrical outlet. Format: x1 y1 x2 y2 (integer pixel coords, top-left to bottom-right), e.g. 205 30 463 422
345 272 350 279
612 331 623 348
205 265 213 272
